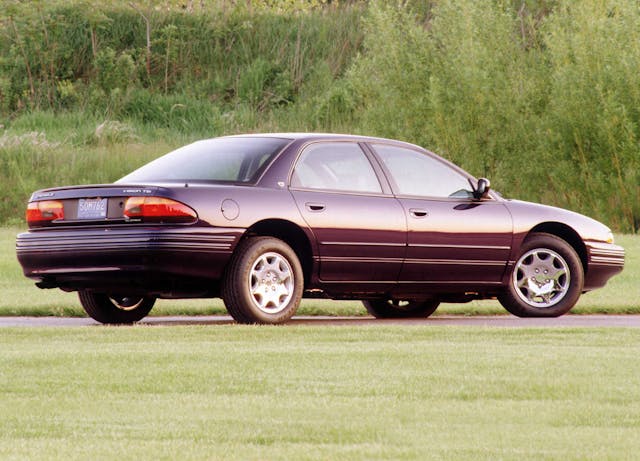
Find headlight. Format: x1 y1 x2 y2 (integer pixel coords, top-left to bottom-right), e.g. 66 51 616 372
606 231 615 244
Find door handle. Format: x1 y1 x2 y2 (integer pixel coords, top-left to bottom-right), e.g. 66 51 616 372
409 208 428 218
305 202 326 212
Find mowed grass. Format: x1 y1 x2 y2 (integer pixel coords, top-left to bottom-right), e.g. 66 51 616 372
2 226 638 316
1 326 640 460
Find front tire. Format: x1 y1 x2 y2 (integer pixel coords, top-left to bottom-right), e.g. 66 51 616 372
78 292 155 324
222 237 303 324
498 233 583 317
363 299 440 319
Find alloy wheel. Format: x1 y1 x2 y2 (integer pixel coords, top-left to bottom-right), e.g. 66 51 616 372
248 251 294 314
513 248 570 308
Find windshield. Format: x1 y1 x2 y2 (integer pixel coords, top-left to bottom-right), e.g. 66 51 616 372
117 137 290 184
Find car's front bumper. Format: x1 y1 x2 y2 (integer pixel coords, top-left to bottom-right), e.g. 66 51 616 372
16 226 242 295
584 241 625 291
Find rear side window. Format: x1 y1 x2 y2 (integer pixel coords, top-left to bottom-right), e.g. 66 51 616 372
118 137 290 184
372 144 474 198
291 142 382 194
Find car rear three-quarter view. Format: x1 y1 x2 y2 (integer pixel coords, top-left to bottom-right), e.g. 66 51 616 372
16 133 625 325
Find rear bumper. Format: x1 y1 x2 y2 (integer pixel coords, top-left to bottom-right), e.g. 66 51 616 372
584 242 625 291
16 226 242 294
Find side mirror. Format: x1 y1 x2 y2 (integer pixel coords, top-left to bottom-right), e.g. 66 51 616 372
474 178 491 200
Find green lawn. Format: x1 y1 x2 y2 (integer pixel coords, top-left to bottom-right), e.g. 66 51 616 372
1 326 639 460
2 227 638 316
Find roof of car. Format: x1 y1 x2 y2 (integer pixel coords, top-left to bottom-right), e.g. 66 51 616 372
221 132 424 149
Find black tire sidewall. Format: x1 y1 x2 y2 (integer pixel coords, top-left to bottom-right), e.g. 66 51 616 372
224 237 303 324
499 233 583 317
363 299 440 319
78 291 155 324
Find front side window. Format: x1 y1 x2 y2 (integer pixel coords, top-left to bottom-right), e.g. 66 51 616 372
372 144 474 199
118 137 290 184
291 142 382 194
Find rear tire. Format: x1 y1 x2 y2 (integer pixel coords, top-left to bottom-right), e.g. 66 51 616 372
363 299 440 319
222 237 303 324
498 233 583 317
78 292 155 324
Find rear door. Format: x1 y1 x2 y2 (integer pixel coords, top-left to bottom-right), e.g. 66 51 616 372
289 141 406 284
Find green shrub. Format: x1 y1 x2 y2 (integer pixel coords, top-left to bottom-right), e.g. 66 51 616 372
94 48 132 94
340 0 639 232
542 0 640 232
1 1 639 232
237 58 294 109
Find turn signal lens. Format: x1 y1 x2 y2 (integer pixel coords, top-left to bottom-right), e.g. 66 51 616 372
124 196 197 223
26 200 64 226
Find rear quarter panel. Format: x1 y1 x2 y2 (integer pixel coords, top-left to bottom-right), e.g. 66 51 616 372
149 184 311 252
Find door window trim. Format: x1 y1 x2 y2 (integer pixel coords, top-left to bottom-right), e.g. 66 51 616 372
365 142 492 201
287 140 393 197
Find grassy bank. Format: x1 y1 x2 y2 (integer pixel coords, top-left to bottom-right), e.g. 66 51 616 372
3 227 637 317
0 114 182 226
0 1 639 232
1 326 639 460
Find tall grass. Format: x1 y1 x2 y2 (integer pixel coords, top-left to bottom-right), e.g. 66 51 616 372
0 114 177 224
1 0 639 231
0 2 364 118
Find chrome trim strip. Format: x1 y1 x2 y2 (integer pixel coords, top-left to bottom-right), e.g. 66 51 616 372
321 257 403 264
590 249 625 257
397 281 503 285
320 242 511 250
320 280 501 285
320 241 405 247
33 267 121 274
410 243 511 250
16 231 235 254
404 259 506 266
320 256 505 266
319 280 397 284
590 257 625 266
588 245 625 267
17 243 233 254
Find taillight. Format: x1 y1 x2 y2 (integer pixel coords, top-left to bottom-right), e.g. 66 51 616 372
26 200 64 226
123 196 197 223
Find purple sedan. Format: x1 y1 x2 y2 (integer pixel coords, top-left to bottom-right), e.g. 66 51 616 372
16 134 625 324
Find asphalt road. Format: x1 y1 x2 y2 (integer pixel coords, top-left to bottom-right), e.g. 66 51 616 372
1 315 640 328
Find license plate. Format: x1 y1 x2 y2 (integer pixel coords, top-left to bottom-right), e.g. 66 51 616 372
77 198 108 220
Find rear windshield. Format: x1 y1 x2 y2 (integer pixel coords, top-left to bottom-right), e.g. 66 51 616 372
117 137 290 184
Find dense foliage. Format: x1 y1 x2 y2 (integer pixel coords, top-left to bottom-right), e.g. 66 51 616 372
0 0 638 232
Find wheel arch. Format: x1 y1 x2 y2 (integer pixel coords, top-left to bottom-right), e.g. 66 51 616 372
242 219 314 288
528 222 588 274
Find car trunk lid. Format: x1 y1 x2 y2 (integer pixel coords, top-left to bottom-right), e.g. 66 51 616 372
25 184 194 227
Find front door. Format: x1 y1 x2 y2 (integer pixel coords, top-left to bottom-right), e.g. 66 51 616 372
398 198 512 284
368 143 513 288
